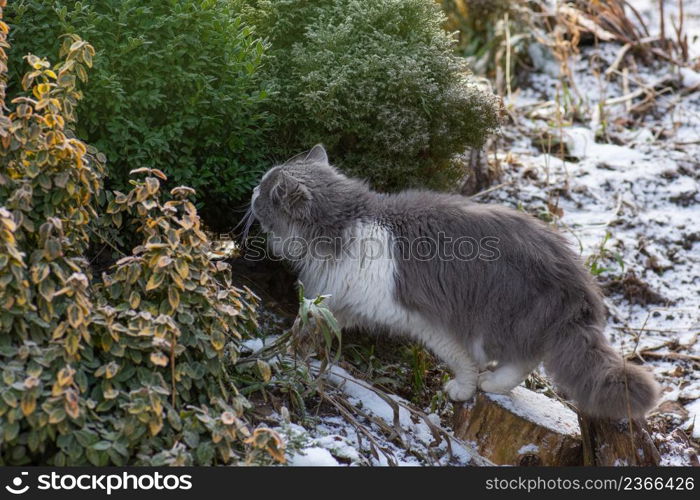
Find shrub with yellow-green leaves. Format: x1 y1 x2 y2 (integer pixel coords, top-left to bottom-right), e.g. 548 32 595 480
0 4 282 465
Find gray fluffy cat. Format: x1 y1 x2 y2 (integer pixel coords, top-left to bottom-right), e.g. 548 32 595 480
249 144 659 419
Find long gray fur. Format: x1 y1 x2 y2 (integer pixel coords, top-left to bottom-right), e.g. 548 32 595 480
250 144 659 419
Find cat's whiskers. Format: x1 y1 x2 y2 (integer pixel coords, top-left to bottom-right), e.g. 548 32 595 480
237 205 257 243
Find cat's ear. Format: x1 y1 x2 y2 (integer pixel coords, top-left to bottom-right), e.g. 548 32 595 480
283 150 308 165
305 144 329 166
271 171 311 210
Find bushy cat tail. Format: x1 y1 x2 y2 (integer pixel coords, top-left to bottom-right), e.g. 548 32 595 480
544 322 659 419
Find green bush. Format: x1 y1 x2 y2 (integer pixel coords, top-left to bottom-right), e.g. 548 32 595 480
240 0 501 190
6 0 270 217
0 16 284 465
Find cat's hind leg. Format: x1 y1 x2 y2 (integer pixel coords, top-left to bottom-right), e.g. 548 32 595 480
478 363 533 394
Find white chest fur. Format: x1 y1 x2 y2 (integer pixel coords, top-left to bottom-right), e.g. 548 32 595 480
298 222 411 330
294 221 487 379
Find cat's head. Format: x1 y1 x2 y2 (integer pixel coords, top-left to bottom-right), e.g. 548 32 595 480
251 144 366 236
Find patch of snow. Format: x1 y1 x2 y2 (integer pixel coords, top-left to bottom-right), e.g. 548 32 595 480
680 67 700 89
486 387 580 435
289 447 340 466
528 42 562 78
660 384 686 404
517 443 540 454
312 435 362 463
241 334 280 354
241 338 264 353
680 385 700 401
684 399 700 440
564 127 645 167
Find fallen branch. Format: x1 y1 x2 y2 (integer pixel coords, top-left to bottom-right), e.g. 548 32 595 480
637 351 700 363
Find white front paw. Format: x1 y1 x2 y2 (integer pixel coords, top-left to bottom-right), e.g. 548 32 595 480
444 378 476 401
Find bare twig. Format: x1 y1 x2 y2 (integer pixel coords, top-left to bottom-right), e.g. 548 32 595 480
605 42 632 78
469 180 516 200
602 75 675 107
319 391 399 465
87 226 128 258
659 0 666 51
505 12 512 103
622 68 631 112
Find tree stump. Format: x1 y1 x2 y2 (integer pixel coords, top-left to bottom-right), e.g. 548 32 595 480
453 386 662 466
579 415 661 466
453 387 583 466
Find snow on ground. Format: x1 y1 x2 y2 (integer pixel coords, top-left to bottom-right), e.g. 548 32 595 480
288 446 340 466
482 7 699 464
281 363 489 466
686 399 700 439
628 0 700 58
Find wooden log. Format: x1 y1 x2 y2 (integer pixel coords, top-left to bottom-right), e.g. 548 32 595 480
453 387 583 466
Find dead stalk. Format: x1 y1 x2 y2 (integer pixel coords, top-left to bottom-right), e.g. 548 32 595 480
659 0 666 50
505 12 513 102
